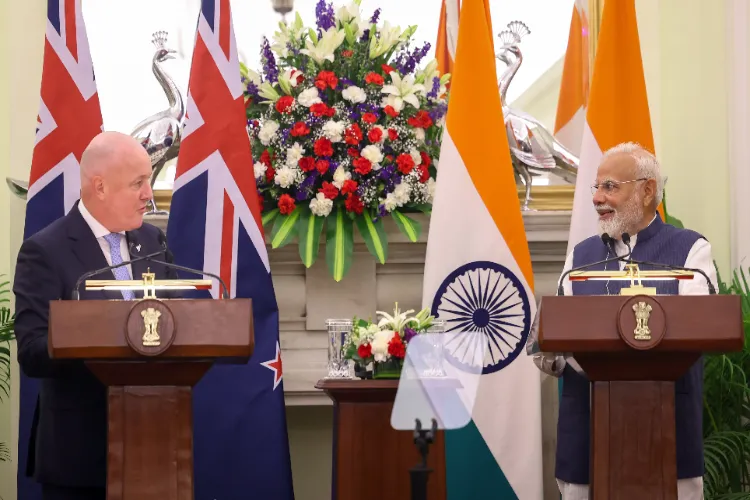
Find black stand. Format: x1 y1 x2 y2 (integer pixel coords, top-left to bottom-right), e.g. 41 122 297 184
410 418 437 500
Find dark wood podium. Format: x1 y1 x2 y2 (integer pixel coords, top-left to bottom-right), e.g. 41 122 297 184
315 379 447 500
48 298 254 500
538 294 743 499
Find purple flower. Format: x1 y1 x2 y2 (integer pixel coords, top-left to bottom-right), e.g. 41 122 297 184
369 8 381 24
427 77 440 99
403 327 418 343
315 0 335 32
260 37 278 83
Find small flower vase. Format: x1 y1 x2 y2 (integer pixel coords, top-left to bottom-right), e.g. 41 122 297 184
373 358 403 379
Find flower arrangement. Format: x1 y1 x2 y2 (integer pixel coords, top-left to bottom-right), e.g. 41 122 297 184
343 302 435 378
240 0 450 281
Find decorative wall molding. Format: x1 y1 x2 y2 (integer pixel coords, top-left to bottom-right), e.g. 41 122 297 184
148 210 572 405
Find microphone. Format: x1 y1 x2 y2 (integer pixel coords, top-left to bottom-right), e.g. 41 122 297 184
557 233 632 296
72 251 164 300
128 231 231 300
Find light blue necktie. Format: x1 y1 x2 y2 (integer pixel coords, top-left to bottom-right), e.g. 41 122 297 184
103 233 135 300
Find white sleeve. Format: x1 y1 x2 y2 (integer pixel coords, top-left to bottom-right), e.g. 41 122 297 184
679 238 718 296
557 250 575 296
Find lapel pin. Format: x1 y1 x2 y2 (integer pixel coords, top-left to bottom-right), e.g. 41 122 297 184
136 244 141 252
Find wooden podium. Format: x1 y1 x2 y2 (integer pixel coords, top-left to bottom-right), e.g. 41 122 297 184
316 379 447 500
48 297 254 500
538 294 743 499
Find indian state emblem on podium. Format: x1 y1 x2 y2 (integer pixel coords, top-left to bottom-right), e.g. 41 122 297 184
632 301 653 340
141 307 162 347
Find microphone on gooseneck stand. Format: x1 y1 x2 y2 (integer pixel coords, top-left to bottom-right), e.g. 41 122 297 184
127 231 231 299
556 233 633 296
71 251 164 300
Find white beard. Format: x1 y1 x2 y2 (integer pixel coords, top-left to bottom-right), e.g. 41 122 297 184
596 195 643 240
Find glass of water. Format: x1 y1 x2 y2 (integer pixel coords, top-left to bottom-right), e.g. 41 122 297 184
421 319 447 378
325 319 353 379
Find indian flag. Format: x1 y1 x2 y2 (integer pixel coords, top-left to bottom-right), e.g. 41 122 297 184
553 0 589 156
434 0 460 79
567 0 661 254
421 0 543 498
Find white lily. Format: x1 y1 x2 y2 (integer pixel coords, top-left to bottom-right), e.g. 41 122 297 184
376 302 415 332
369 21 403 59
271 12 305 57
300 27 346 65
381 72 425 110
257 81 281 103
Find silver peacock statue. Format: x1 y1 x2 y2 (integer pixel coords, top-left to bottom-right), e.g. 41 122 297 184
131 30 185 215
5 31 185 215
496 21 579 210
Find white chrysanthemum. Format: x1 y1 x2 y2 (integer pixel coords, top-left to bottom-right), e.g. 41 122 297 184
410 147 421 166
309 192 333 217
383 193 399 212
393 182 411 204
258 120 280 146
342 85 367 104
322 120 346 142
426 178 436 203
361 145 383 166
253 161 267 180
370 329 396 362
332 165 352 189
274 167 298 188
298 87 322 107
286 142 305 167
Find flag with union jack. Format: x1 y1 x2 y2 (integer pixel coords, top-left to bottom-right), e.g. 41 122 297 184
165 0 294 498
19 1 103 498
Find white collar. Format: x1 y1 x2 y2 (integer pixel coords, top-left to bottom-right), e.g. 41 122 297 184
78 200 123 238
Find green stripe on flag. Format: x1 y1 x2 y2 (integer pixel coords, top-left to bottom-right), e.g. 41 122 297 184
446 420 517 499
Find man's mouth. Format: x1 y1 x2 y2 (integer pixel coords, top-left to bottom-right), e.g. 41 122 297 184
597 208 615 220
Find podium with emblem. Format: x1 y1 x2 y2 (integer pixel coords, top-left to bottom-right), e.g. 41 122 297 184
48 274 253 500
537 264 744 499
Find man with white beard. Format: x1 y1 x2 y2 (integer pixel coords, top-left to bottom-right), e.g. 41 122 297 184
550 142 716 500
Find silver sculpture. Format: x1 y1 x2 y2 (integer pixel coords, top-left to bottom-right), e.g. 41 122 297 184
130 30 185 215
496 21 579 210
5 31 186 214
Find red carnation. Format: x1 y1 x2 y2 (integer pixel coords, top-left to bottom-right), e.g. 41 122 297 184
319 181 339 200
417 164 430 183
341 179 358 195
298 156 315 172
278 194 296 215
315 159 331 175
344 123 363 145
381 64 395 75
315 70 338 90
387 333 406 359
368 127 383 143
407 110 433 129
260 149 272 166
362 112 378 124
396 153 415 174
275 95 294 114
265 167 276 182
310 102 329 117
345 193 364 214
314 137 334 157
291 121 310 137
388 129 398 141
342 49 354 58
420 151 431 168
353 157 372 175
384 105 399 118
347 148 360 158
357 343 372 359
365 72 385 85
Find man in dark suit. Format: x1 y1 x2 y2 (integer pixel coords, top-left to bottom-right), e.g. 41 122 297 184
13 131 178 499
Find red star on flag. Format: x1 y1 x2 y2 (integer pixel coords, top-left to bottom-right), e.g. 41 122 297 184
261 341 283 391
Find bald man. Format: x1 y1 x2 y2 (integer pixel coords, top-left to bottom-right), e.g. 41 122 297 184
13 131 178 499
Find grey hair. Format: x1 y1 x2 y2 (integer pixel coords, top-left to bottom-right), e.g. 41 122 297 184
601 142 666 206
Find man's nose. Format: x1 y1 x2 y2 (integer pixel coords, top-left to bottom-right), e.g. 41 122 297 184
592 189 606 205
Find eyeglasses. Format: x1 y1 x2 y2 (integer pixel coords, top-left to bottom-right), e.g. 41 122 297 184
590 178 648 195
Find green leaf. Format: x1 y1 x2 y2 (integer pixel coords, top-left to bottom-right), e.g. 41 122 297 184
391 210 422 242
325 206 354 281
354 210 388 264
412 204 432 214
270 207 302 249
262 208 280 227
297 207 325 268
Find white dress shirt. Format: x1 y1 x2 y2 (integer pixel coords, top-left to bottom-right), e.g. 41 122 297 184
77 200 133 279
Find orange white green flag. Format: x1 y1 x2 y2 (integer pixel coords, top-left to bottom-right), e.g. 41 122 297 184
566 0 661 255
421 0 543 497
553 0 589 156
434 0 461 79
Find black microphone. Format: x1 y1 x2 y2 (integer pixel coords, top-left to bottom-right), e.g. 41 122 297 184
129 231 231 300
612 232 715 294
557 233 632 296
71 251 164 300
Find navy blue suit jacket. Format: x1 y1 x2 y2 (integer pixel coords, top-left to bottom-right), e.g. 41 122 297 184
13 201 177 488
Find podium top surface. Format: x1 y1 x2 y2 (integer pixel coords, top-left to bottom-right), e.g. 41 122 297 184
48 298 254 360
538 294 743 353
